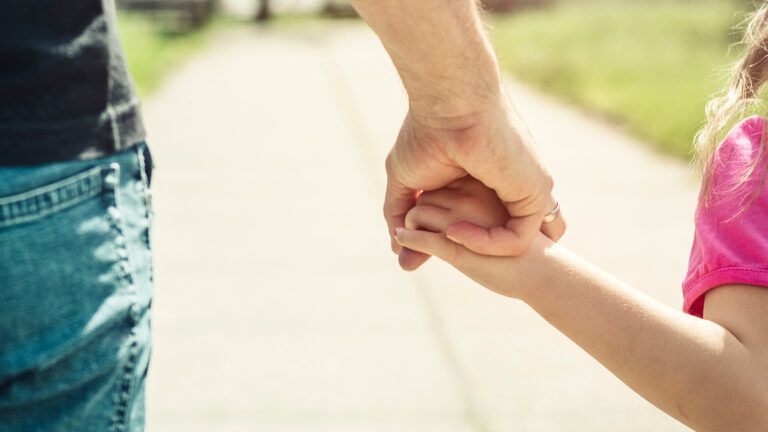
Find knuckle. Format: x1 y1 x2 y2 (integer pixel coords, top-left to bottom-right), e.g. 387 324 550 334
541 171 555 194
404 207 419 229
384 151 394 174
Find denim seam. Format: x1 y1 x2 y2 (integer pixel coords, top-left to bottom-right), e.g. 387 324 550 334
105 166 141 432
0 165 111 228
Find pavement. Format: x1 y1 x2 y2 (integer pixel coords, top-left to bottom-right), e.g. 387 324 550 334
142 21 697 432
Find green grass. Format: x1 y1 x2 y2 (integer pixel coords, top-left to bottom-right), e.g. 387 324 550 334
490 0 749 158
117 12 215 98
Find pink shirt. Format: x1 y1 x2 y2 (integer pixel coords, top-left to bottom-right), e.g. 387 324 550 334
683 115 768 317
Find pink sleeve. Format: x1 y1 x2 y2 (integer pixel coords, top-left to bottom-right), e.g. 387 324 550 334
683 115 768 317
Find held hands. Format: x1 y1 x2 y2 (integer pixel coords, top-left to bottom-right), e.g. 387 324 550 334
352 0 563 269
395 176 554 299
384 101 565 271
405 176 510 234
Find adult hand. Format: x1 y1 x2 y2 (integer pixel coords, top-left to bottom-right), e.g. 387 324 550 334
384 99 566 271
347 0 565 269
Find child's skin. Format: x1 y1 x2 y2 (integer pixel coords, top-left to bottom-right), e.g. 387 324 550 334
397 176 768 432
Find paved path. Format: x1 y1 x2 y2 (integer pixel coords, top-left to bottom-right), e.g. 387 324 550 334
142 22 696 431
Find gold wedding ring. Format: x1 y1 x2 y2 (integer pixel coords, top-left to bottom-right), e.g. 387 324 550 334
542 201 561 224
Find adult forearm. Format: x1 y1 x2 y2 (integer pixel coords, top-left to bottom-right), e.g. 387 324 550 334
516 243 768 432
350 0 502 125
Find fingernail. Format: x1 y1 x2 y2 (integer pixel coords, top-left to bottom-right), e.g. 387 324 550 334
446 234 461 244
394 227 404 243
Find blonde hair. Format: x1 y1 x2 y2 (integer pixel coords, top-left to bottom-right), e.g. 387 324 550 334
695 2 768 206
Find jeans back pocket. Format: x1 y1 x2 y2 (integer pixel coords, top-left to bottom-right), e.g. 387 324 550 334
0 164 119 229
0 162 137 382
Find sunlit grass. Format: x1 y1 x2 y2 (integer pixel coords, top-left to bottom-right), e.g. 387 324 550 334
117 11 215 98
491 0 748 158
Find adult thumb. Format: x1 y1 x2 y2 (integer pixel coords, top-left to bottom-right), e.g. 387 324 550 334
445 213 541 257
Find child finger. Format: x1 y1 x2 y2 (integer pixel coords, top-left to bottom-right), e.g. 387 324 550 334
395 227 467 267
405 204 454 232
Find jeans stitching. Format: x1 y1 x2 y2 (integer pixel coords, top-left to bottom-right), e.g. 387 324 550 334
104 165 142 432
0 165 111 228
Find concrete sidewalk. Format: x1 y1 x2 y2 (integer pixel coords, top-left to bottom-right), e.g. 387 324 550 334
143 22 695 431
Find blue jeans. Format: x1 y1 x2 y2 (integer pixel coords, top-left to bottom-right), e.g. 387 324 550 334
0 143 153 432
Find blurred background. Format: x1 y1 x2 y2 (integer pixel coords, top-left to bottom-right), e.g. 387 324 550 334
114 0 753 430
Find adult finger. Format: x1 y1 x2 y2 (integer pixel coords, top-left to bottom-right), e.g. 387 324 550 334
398 248 431 271
414 188 458 210
539 196 566 242
383 175 418 255
444 211 541 256
383 176 434 270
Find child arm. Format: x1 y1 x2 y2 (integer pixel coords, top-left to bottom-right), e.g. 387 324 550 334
397 179 768 432
516 242 768 432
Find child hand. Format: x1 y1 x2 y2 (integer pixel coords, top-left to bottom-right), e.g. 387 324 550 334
399 176 552 299
405 176 510 234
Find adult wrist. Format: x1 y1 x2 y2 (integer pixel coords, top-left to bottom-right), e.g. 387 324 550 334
353 0 503 127
407 81 509 135
405 60 504 130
